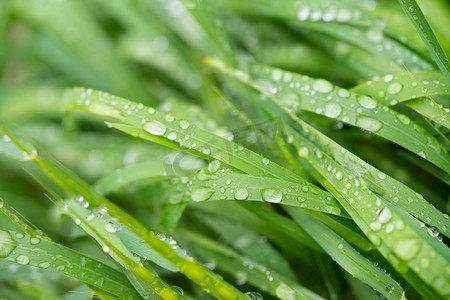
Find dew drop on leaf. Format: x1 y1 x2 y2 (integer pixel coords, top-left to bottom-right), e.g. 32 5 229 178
234 188 249 200
312 79 333 93
357 95 377 109
387 82 403 95
0 231 16 258
356 117 383 132
16 255 30 265
191 188 214 202
392 237 421 260
378 208 392 223
325 103 342 118
261 189 282 203
143 120 166 136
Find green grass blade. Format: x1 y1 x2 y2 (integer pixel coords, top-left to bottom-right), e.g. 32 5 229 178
0 230 143 299
0 123 250 300
94 161 168 195
169 172 346 217
206 58 450 174
351 72 450 105
64 87 304 183
286 207 405 300
397 0 450 83
179 229 320 300
290 132 450 298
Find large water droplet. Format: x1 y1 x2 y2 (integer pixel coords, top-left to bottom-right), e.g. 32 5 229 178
313 79 333 93
325 103 342 118
235 188 249 200
387 83 403 95
356 117 383 132
179 120 190 129
378 208 392 223
16 255 30 265
262 189 282 203
357 95 377 109
105 223 116 233
393 237 421 260
207 160 221 173
191 188 214 202
0 231 16 258
397 114 410 125
297 6 310 20
143 120 166 136
39 262 50 269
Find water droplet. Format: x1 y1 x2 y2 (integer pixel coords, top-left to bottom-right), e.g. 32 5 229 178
143 120 166 136
0 231 16 258
30 238 40 245
335 171 343 180
272 69 283 81
191 188 214 202
207 160 221 173
338 89 350 98
325 103 342 118
298 147 308 157
384 75 394 82
179 120 190 129
387 83 403 95
370 222 382 231
367 231 381 246
15 233 24 239
102 245 110 253
379 208 392 223
165 114 175 122
393 237 421 260
16 255 29 265
39 262 50 269
357 95 377 109
337 244 344 249
297 6 310 20
167 132 177 140
262 158 270 165
313 79 333 93
105 223 116 233
147 107 155 114
0 198 4 208
235 188 249 200
378 172 386 180
397 114 410 125
261 189 282 203
367 28 383 43
356 117 383 132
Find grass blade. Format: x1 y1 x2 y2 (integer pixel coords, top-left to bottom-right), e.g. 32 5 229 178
397 0 450 83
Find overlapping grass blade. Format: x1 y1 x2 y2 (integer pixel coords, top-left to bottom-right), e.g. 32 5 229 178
352 72 449 105
168 171 346 217
0 229 143 299
179 228 322 300
0 123 250 300
289 129 450 298
397 0 450 83
286 207 404 300
217 0 435 72
65 87 305 183
206 58 450 176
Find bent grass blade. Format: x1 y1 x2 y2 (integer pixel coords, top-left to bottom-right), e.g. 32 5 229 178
205 58 450 174
0 229 144 300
